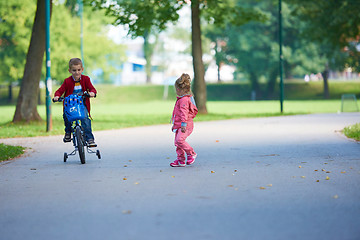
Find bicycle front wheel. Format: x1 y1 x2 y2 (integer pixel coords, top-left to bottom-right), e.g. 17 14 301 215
75 126 85 164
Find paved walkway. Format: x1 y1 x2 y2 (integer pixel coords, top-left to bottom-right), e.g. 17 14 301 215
1 113 360 240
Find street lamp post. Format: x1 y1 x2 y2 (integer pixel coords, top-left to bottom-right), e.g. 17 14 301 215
45 0 52 131
279 0 284 113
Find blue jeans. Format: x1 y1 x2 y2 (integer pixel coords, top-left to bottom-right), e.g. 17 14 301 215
63 108 94 141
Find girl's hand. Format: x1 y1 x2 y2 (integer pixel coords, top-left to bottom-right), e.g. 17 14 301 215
89 92 96 97
181 126 186 133
53 96 59 101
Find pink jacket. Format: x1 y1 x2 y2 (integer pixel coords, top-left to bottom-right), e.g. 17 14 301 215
172 95 198 129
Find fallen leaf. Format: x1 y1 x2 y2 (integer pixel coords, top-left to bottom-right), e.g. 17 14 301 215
123 178 127 180
325 176 330 180
171 176 175 178
234 170 238 172
30 168 36 171
267 184 272 187
299 166 302 168
322 169 326 172
216 140 220 142
314 169 318 171
259 187 266 190
211 171 215 173
160 170 163 172
122 210 132 214
128 160 132 162
124 165 128 167
341 171 346 173
324 162 328 164
326 171 331 173
333 195 339 199
228 185 234 187
301 176 306 178
134 182 139 184
316 180 320 182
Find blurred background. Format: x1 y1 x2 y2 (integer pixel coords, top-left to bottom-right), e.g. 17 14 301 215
0 0 359 112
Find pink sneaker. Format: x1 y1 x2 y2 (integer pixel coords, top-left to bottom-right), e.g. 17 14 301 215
187 153 197 165
170 159 186 167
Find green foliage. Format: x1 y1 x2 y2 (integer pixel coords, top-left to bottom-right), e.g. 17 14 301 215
343 123 360 141
0 0 35 84
0 143 25 161
46 2 127 83
87 0 184 36
286 0 360 72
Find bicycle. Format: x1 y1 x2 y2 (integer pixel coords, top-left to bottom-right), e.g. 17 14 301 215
53 92 101 164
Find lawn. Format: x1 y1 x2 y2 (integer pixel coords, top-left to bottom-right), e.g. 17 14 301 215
0 99 345 138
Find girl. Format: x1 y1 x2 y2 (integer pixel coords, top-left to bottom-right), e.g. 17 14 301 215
170 73 198 167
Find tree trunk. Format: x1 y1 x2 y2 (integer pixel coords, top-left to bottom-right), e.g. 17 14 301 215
8 83 12 103
143 30 152 84
249 70 261 100
266 67 278 100
191 0 207 114
13 0 50 122
322 63 330 99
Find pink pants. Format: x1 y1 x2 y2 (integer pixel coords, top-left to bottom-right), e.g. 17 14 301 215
174 124 195 160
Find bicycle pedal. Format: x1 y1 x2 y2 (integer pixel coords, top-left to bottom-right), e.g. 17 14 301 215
88 144 97 148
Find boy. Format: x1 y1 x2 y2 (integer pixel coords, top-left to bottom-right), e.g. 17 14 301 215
53 58 97 147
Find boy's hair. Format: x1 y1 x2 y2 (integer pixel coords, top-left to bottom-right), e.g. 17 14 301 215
175 73 192 93
69 58 83 68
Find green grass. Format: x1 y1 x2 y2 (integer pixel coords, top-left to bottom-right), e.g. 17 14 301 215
0 143 25 162
343 123 360 141
0 99 346 139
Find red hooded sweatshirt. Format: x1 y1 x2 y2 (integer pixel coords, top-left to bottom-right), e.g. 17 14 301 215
54 75 97 117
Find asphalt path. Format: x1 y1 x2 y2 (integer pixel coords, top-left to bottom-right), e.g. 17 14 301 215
1 113 360 240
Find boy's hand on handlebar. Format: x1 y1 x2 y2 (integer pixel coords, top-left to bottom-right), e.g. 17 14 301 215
89 92 95 97
53 96 59 102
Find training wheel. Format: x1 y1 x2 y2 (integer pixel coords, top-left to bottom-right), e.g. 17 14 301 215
64 152 68 162
96 150 101 159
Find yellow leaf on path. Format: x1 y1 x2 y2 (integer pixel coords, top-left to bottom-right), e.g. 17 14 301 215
123 178 127 180
171 176 175 178
216 140 220 142
134 182 139 184
267 184 272 187
326 171 331 173
299 166 302 168
259 187 266 190
228 185 234 187
314 169 318 171
325 176 330 180
322 169 326 172
211 171 215 173
301 176 306 178
341 171 346 173
333 195 339 199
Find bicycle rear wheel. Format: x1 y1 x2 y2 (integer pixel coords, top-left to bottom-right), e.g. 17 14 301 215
75 126 85 164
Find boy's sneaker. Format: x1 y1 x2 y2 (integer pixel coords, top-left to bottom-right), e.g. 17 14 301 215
187 153 197 165
87 139 97 148
170 159 186 167
63 132 71 142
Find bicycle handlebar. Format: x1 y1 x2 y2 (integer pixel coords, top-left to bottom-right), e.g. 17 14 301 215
52 91 92 103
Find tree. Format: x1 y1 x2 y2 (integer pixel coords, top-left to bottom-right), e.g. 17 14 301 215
286 0 360 98
205 0 327 99
0 0 35 101
13 0 52 122
87 0 263 114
